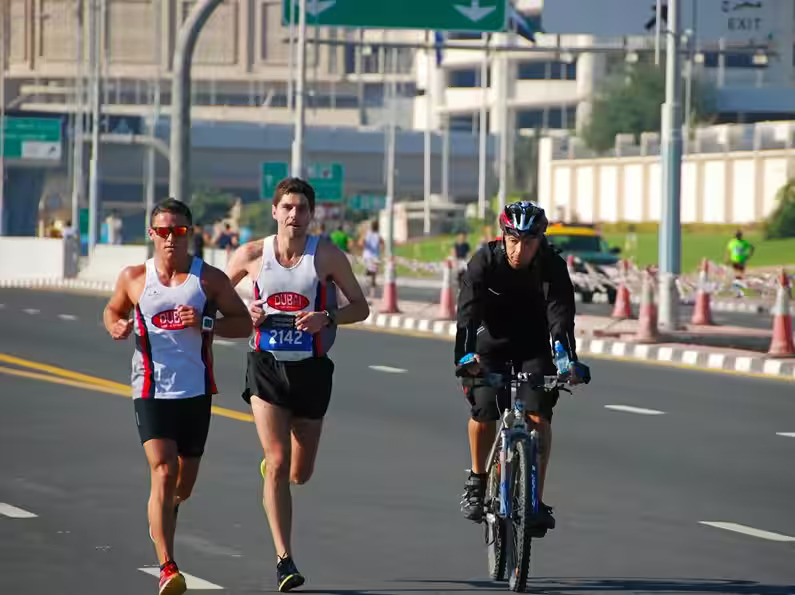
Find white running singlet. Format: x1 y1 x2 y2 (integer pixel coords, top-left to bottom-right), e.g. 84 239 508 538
251 235 337 361
131 257 217 399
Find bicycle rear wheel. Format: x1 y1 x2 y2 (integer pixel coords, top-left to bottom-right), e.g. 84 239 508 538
485 455 507 581
508 437 536 593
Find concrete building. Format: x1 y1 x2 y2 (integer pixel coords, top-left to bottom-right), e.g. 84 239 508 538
412 0 795 138
2 0 794 238
2 0 422 128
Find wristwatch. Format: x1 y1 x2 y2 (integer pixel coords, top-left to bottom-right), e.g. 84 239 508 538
322 309 337 328
201 316 215 333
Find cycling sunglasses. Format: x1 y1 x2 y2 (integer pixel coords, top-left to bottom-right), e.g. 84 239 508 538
151 225 190 239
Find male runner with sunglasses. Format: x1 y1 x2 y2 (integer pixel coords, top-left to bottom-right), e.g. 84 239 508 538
103 198 252 595
455 200 590 531
225 177 369 591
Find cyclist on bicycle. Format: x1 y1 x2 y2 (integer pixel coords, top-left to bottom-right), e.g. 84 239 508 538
455 200 589 528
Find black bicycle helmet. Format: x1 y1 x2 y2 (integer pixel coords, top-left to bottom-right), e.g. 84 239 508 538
499 200 548 238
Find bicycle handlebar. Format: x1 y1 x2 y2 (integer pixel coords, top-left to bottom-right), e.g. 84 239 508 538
456 364 591 389
481 371 574 391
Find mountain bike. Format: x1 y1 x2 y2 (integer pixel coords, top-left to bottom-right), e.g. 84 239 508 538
479 368 587 592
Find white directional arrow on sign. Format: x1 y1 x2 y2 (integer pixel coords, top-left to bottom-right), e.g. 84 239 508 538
306 0 335 17
454 0 496 22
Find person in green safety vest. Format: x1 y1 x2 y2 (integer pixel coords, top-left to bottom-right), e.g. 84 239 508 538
329 224 350 253
725 230 755 274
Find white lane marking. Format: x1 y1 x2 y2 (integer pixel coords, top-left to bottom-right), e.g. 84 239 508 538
604 405 666 416
58 314 77 321
213 339 236 346
176 533 243 558
0 503 38 518
23 308 40 315
776 432 795 438
699 521 795 542
138 568 223 590
369 365 408 374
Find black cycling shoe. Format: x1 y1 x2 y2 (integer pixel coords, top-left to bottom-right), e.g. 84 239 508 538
276 555 305 592
460 471 487 523
539 502 555 530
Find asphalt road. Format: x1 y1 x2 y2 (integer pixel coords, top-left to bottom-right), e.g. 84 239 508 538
1 288 793 595
374 285 773 331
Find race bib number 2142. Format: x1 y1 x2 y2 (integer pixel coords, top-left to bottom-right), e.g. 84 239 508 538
258 315 312 353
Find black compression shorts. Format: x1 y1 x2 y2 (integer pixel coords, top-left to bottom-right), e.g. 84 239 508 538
460 356 560 423
133 394 212 457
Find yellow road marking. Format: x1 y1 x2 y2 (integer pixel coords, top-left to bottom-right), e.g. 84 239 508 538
0 353 254 423
0 365 129 395
0 353 126 390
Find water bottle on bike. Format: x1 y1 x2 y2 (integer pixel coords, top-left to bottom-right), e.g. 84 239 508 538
553 340 570 376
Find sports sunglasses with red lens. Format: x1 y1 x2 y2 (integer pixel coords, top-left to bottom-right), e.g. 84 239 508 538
151 225 190 239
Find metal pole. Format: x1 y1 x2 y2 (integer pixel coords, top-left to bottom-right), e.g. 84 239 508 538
684 34 692 141
659 0 682 330
477 33 488 220
497 30 512 213
169 0 223 203
423 32 432 235
145 0 162 252
385 47 397 260
0 2 6 236
71 0 84 239
441 114 450 202
290 0 307 178
87 0 102 253
355 29 364 125
287 0 295 112
654 0 662 66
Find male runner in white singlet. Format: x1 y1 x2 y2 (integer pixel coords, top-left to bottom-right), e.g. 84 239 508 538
226 178 369 591
103 198 251 595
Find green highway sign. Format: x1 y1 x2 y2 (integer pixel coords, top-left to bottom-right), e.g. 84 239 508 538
1 116 62 161
260 162 289 200
306 162 344 202
348 194 386 212
260 161 345 203
282 0 507 32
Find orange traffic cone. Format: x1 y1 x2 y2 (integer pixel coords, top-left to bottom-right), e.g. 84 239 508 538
691 258 714 325
379 257 400 314
437 258 456 320
611 259 633 319
635 267 660 343
768 269 794 357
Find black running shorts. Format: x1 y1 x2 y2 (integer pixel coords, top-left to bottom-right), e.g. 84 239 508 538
242 351 335 420
133 394 212 457
461 356 560 423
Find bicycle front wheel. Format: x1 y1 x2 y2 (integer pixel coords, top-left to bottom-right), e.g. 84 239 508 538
508 437 536 593
485 455 507 581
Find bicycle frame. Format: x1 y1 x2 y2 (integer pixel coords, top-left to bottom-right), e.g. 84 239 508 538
484 373 554 521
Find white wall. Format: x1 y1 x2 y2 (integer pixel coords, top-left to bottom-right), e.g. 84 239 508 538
0 238 69 280
538 138 795 224
77 245 237 283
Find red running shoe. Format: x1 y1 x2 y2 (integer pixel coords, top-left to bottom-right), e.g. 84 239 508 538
159 560 187 595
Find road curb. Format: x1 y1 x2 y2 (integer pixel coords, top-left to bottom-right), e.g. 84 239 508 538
0 278 115 293
359 312 795 380
4 278 793 380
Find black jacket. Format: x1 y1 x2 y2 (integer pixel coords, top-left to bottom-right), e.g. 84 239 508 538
454 239 578 364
